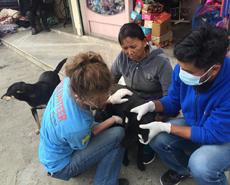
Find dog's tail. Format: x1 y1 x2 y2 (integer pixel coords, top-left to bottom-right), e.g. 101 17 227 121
54 58 67 73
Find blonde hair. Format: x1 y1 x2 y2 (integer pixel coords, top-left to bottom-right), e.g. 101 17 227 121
65 51 115 108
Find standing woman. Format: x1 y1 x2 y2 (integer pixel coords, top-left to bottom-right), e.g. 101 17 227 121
111 23 173 165
39 52 132 185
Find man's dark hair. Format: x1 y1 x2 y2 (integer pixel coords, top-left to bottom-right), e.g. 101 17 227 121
118 23 148 48
174 24 229 69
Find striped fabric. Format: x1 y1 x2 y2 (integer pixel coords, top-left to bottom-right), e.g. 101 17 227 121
0 0 18 6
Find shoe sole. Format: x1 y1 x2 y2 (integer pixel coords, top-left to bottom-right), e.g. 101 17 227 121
143 153 156 165
160 178 182 185
159 175 191 185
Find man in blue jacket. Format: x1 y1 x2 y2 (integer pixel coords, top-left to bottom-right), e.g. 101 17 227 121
131 24 230 185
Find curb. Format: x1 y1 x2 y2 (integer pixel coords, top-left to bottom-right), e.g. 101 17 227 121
1 38 66 79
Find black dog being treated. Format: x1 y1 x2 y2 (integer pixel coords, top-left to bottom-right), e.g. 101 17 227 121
95 84 155 171
1 58 67 135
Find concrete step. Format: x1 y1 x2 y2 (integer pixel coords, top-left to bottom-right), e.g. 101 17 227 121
1 28 178 79
0 29 122 80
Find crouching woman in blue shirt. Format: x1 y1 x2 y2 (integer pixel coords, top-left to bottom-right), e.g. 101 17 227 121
39 51 132 185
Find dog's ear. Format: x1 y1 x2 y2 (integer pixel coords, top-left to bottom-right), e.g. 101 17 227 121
16 90 24 94
16 86 26 94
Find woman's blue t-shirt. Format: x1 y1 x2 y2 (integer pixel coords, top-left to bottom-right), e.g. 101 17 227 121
39 77 94 173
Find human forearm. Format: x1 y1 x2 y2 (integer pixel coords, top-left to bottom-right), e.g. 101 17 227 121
91 117 116 136
170 125 191 140
153 100 164 113
139 122 191 144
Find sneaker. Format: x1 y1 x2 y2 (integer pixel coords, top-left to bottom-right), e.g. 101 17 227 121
43 27 51 32
31 28 37 35
160 169 187 185
118 178 129 185
142 151 155 165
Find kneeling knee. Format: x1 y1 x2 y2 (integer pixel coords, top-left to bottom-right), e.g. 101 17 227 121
112 126 125 139
26 11 33 17
188 156 211 180
149 133 168 150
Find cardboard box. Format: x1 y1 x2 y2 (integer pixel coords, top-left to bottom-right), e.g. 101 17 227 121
130 11 142 20
152 2 164 13
135 5 142 14
151 11 171 36
142 4 154 12
136 0 143 8
142 9 152 13
154 12 171 24
142 12 160 20
153 39 173 48
151 31 173 43
141 26 152 35
152 17 171 37
131 19 143 26
144 20 153 29
145 34 152 42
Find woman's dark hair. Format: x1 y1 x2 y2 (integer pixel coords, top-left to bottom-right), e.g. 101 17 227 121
118 23 149 49
174 24 229 70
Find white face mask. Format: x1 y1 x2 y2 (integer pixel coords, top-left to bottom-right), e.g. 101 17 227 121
179 65 214 86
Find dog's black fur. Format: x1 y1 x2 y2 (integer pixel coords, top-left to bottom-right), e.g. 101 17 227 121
1 58 67 134
95 84 155 171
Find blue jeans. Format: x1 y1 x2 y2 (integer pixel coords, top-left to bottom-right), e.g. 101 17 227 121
149 117 230 185
50 125 125 185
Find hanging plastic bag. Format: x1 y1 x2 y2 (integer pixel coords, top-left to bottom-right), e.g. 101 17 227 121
192 5 222 28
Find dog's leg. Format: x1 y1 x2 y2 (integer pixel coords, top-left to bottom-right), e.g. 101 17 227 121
137 142 145 171
122 148 129 166
31 108 40 135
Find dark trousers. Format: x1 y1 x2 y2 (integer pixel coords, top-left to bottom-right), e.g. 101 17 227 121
26 10 48 29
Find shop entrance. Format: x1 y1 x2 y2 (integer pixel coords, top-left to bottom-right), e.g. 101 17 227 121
50 0 75 34
80 0 133 41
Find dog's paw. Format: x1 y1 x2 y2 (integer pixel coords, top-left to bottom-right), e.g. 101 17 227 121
35 129 40 135
137 162 145 171
122 158 129 166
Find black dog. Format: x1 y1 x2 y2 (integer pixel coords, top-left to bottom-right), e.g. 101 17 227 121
1 58 67 135
95 84 155 171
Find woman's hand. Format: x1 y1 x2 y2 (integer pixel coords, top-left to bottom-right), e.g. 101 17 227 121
109 89 133 104
112 115 123 125
36 10 40 16
92 116 123 135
